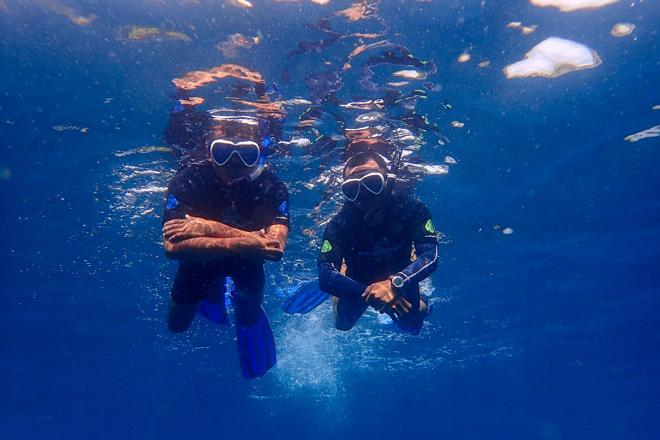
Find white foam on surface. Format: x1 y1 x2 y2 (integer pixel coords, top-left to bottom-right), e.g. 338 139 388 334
530 0 619 12
504 37 601 79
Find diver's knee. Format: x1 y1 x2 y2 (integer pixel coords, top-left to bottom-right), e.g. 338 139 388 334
167 320 191 333
334 319 357 331
167 301 197 333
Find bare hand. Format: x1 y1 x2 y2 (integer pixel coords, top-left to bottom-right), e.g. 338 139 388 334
163 216 216 242
236 232 284 262
257 232 285 261
362 280 412 318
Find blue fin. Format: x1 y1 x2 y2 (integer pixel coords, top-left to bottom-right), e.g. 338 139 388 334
197 277 228 325
282 280 329 315
235 306 276 379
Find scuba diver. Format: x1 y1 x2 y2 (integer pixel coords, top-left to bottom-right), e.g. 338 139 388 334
162 106 289 379
313 144 438 334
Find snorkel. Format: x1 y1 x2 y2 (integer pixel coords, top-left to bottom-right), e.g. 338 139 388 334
245 136 272 182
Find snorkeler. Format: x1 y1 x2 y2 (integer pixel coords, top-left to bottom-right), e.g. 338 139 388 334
316 146 438 334
161 114 290 378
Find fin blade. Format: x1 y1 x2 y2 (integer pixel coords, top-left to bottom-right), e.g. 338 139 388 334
236 307 276 379
282 280 329 314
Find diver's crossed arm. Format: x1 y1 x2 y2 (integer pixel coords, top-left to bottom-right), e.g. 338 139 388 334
163 216 254 241
164 234 283 262
264 223 289 257
163 216 287 262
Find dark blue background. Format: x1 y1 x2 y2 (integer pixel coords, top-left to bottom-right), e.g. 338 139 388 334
1 1 659 438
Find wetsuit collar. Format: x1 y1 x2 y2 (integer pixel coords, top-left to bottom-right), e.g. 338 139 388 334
345 191 392 225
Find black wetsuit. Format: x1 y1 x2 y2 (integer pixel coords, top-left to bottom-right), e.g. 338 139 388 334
163 161 289 305
318 191 438 329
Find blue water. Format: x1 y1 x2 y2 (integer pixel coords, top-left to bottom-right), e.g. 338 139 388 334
1 1 659 439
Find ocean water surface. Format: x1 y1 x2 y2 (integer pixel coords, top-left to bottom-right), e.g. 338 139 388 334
1 0 659 439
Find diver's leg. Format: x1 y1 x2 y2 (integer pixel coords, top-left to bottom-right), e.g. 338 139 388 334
229 259 276 378
229 258 265 325
396 284 429 333
167 262 216 333
333 295 369 331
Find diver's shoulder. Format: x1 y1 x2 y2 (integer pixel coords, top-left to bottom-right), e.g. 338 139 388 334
174 161 212 178
258 168 285 186
168 161 213 189
330 205 355 229
390 191 430 218
390 190 424 208
252 168 287 194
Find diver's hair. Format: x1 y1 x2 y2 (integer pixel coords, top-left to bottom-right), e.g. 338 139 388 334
344 137 392 160
206 117 260 142
343 151 388 177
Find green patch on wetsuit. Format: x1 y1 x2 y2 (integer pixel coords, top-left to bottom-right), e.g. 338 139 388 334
321 240 333 253
424 219 436 234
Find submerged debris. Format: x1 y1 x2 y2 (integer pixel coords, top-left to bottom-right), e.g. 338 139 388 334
114 146 173 157
32 0 96 26
278 98 313 106
120 26 191 42
392 69 427 80
52 124 88 133
506 21 537 35
335 1 375 21
404 163 449 175
624 126 660 143
355 112 385 123
226 0 253 9
503 37 601 79
457 53 471 63
610 23 635 37
178 96 205 108
217 33 261 57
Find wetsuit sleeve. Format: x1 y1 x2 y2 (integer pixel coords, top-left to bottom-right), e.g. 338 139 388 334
394 201 438 290
265 180 290 228
318 221 367 298
162 172 193 223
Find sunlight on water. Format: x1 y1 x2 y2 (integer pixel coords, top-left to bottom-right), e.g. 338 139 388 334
275 312 344 395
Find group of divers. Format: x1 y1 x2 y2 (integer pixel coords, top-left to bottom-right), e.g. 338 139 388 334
161 77 440 379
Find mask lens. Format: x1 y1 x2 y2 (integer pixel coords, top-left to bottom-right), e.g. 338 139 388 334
361 173 385 194
238 144 260 166
341 180 361 201
210 143 233 165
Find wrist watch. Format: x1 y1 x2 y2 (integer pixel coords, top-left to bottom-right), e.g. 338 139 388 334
389 273 405 289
